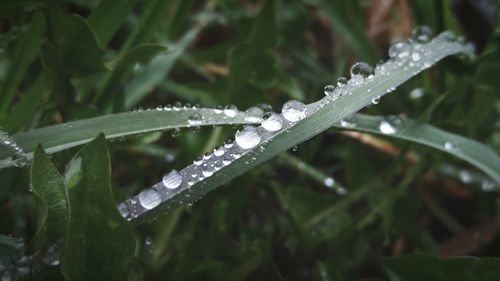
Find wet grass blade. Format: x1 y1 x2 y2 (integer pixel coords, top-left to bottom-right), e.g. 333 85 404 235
0 108 255 169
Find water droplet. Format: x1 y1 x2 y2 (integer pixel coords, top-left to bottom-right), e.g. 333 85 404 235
323 84 335 96
409 88 424 99
350 62 374 78
438 30 456 41
444 141 458 151
244 106 264 122
222 154 233 165
257 103 273 112
188 112 203 126
224 105 238 117
379 116 402 134
171 128 182 138
337 76 348 86
214 105 223 114
388 41 410 59
371 96 381 105
411 25 433 43
12 151 27 167
481 180 496 192
164 104 172 110
324 177 335 187
138 188 161 210
162 170 183 189
282 100 307 122
118 203 130 218
213 146 225 157
340 115 357 128
224 138 234 148
193 156 203 165
262 113 283 132
458 170 473 184
411 51 421 61
203 152 212 160
173 102 182 111
235 126 261 149
202 165 215 177
336 187 347 196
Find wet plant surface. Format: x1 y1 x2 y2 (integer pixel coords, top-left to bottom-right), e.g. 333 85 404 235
0 1 500 280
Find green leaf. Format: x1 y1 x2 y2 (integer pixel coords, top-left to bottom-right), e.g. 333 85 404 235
381 254 500 281
44 1 107 78
60 134 137 281
0 12 45 115
0 107 254 169
31 145 68 247
0 0 45 17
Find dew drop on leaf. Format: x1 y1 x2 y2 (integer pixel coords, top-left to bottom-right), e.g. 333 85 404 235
379 116 402 134
350 62 374 78
224 105 238 117
411 25 433 43
138 188 161 209
323 84 335 96
235 126 262 149
282 100 307 122
188 112 203 125
162 170 183 189
262 113 283 132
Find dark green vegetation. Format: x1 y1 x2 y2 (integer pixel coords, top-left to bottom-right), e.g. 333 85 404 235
1 0 500 280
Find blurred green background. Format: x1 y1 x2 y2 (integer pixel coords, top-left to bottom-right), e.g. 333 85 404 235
1 0 500 280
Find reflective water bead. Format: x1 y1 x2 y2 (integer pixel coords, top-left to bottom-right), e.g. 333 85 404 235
379 116 402 134
138 188 161 209
235 126 261 149
162 170 183 189
203 152 212 160
202 165 215 177
214 105 223 114
118 203 130 218
224 105 238 117
188 112 203 126
262 113 283 132
224 138 234 148
411 25 433 43
244 106 264 122
282 100 307 122
193 156 203 165
409 88 424 99
350 62 374 78
222 154 233 165
324 177 335 187
444 141 458 151
213 146 225 157
371 96 381 105
173 102 182 111
323 84 335 96
337 76 348 86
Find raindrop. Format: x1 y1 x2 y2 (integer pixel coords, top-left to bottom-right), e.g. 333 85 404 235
203 152 212 160
222 154 233 165
324 177 335 187
138 188 161 210
340 115 357 128
411 51 421 62
350 62 374 78
41 245 60 266
411 25 433 43
244 106 264 122
188 112 203 126
214 105 223 114
438 30 456 41
162 170 182 189
193 156 203 165
379 116 402 134
257 103 273 112
173 102 182 111
409 88 424 99
444 141 458 151
337 76 348 86
262 113 283 132
224 138 234 148
282 100 307 122
235 126 261 149
213 146 225 157
323 84 335 96
388 41 410 59
202 165 215 177
118 203 130 218
371 96 381 105
224 105 238 117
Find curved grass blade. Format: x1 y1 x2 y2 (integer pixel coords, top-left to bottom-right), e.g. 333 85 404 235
122 32 477 224
0 108 257 169
336 114 500 185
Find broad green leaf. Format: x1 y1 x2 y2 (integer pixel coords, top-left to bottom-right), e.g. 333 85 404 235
125 33 477 223
60 135 137 281
31 145 68 247
381 254 500 281
0 107 254 168
0 12 45 115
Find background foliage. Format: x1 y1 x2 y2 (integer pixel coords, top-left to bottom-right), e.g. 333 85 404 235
1 0 500 280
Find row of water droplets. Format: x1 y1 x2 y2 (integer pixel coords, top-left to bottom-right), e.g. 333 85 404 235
0 128 27 167
118 27 476 219
119 99 310 219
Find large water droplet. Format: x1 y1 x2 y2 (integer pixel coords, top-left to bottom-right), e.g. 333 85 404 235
244 106 264 122
138 188 161 209
324 177 335 187
224 105 238 117
188 112 203 125
213 146 225 157
162 170 182 189
235 126 261 149
371 96 381 105
118 203 130 218
379 116 402 134
282 100 307 122
193 156 203 165
411 25 433 43
337 76 348 86
41 245 60 266
262 113 283 131
388 41 410 59
350 62 374 78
